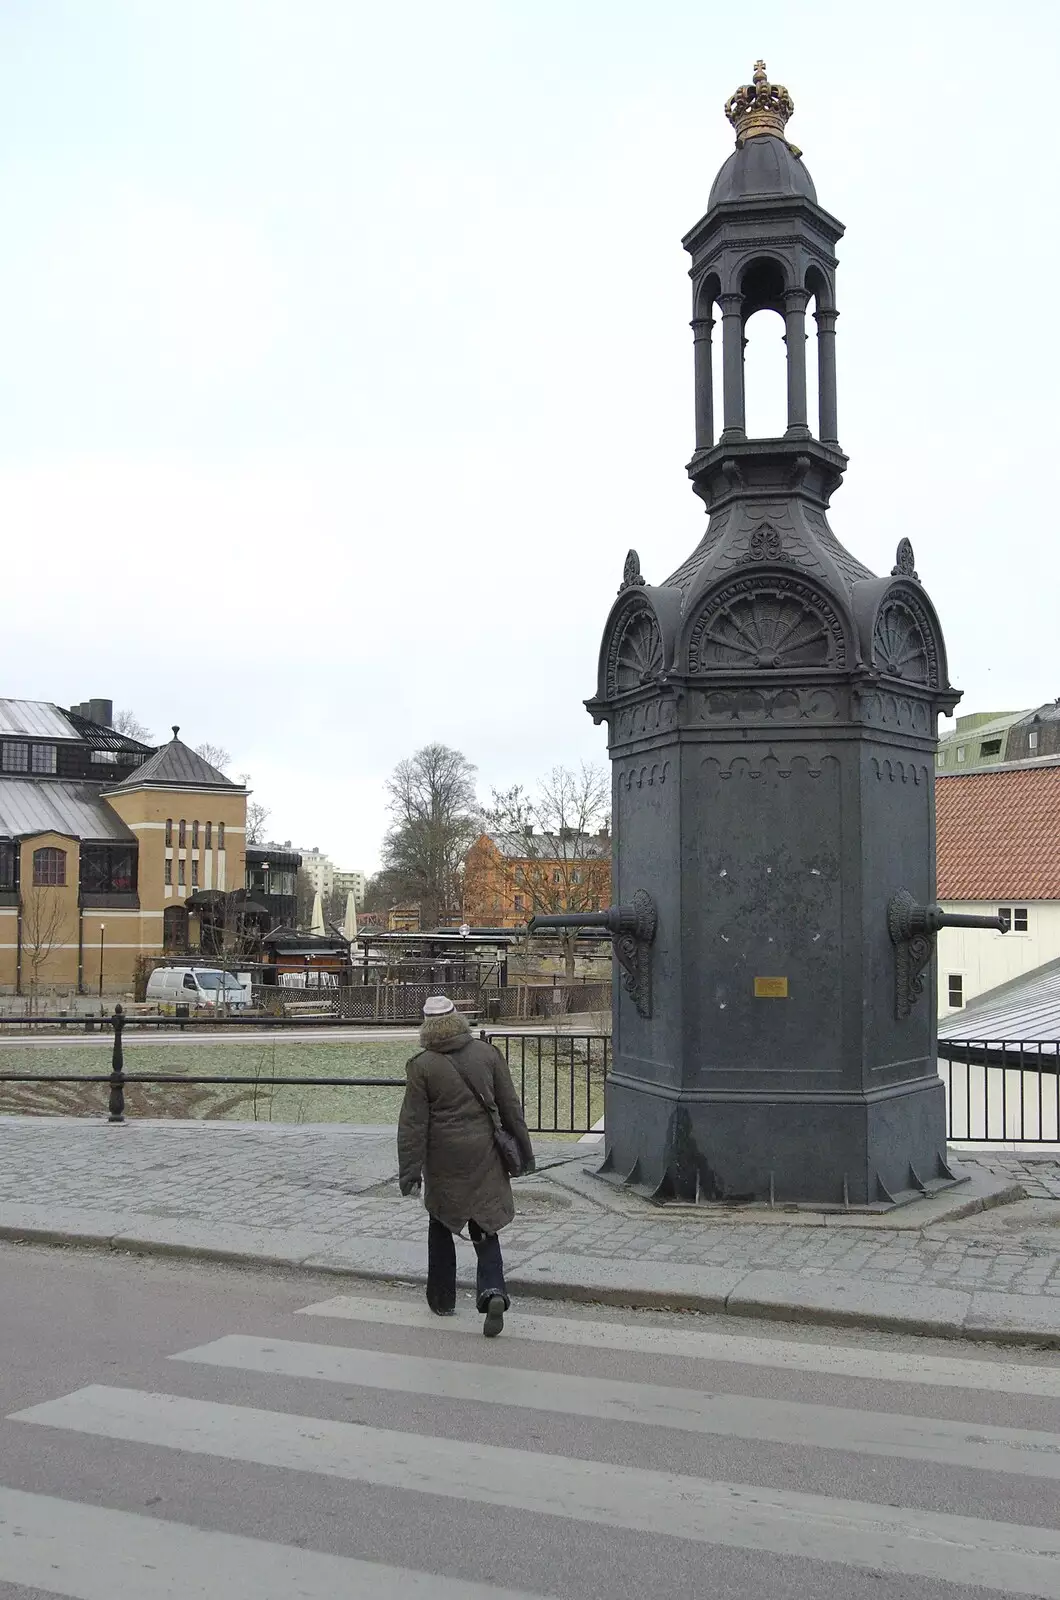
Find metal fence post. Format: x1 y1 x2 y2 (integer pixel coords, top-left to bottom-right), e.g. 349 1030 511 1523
107 1004 126 1125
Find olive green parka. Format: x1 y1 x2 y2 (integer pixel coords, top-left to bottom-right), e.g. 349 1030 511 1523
397 1012 535 1235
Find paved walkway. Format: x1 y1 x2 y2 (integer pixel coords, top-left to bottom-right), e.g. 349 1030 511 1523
1 1117 1059 1345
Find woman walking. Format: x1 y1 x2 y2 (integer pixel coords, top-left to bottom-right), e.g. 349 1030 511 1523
398 995 535 1336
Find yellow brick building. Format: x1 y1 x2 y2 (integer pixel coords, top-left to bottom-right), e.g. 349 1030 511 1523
0 700 246 996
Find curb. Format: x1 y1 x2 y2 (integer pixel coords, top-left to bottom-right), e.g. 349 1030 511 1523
3 1222 1059 1349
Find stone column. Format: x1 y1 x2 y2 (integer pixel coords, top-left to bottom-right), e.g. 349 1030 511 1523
690 316 715 451
783 288 811 439
718 293 745 441
815 306 839 443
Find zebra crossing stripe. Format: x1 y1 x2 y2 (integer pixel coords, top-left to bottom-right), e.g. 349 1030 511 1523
0 1484 550 1600
297 1293 1060 1398
171 1333 1060 1483
11 1384 1060 1597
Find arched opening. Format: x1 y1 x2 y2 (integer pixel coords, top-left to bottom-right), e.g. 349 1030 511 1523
163 905 189 953
804 286 820 440
743 309 787 437
740 258 787 439
692 273 721 451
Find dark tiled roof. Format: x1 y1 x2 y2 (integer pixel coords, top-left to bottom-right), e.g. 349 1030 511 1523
63 709 152 755
936 766 1060 901
112 736 241 791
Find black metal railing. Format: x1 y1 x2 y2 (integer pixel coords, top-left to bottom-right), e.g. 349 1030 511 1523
485 1030 609 1135
0 1008 610 1136
938 1040 1060 1143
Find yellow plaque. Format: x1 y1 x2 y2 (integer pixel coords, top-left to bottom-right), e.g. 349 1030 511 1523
754 976 789 998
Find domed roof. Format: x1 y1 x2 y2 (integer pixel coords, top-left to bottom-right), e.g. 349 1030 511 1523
709 134 817 207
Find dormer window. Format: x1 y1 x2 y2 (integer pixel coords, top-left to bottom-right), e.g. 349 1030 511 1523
2 742 28 772
31 745 56 774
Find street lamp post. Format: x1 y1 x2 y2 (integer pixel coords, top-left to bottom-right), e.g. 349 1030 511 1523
98 924 105 1001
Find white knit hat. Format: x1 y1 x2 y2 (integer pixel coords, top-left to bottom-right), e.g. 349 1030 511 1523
423 995 456 1017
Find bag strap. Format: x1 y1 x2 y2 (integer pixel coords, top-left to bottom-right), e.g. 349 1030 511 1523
443 1051 503 1134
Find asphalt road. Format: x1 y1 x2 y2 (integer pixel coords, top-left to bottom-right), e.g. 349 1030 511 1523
2 1244 1060 1599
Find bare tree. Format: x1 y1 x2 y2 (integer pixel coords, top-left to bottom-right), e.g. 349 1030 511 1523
114 709 153 743
195 741 232 772
381 744 479 929
237 773 270 845
21 887 72 1003
485 764 611 980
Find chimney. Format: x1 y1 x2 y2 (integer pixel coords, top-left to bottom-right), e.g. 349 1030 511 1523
88 699 113 728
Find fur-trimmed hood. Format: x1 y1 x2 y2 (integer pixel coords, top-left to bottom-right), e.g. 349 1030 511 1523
418 1009 473 1053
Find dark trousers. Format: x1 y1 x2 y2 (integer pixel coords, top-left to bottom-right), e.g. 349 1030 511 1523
427 1214 508 1313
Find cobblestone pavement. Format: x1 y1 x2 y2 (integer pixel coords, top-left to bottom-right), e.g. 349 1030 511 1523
1 1117 1059 1313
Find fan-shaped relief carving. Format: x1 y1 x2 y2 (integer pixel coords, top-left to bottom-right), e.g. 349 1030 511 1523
687 575 847 673
872 593 939 687
605 602 664 699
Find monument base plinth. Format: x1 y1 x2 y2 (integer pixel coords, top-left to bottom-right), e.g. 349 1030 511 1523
599 1073 961 1211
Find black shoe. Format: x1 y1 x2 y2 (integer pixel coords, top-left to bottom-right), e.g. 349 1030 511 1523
426 1292 455 1317
482 1294 505 1338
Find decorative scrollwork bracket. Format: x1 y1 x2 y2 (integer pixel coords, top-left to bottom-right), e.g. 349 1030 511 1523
887 890 1004 1021
529 889 658 1019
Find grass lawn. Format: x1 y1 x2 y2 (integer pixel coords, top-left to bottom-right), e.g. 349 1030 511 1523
0 1034 605 1132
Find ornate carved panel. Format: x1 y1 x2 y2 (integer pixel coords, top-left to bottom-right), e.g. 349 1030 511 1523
687 574 847 672
605 603 664 699
686 686 840 725
857 690 932 735
612 697 677 744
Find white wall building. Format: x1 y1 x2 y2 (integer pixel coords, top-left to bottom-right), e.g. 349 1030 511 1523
935 762 1060 1015
293 846 334 902
334 869 367 909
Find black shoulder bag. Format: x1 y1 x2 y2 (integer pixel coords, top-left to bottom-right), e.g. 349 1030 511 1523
446 1053 526 1178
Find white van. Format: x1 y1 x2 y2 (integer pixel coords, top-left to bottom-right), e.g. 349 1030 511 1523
145 967 250 1014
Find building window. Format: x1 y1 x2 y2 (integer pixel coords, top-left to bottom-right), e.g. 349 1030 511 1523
552 869 561 886
178 859 186 887
514 895 524 912
947 974 963 1009
0 841 17 892
218 823 225 850
571 869 582 885
163 905 188 952
979 739 1002 757
998 906 1010 931
165 858 172 886
205 822 212 848
165 819 173 847
998 906 1028 932
956 747 965 763
936 752 946 768
192 859 199 887
32 847 66 887
31 745 57 774
2 742 28 772
178 820 186 847
1029 730 1040 751
192 820 199 848
80 845 137 895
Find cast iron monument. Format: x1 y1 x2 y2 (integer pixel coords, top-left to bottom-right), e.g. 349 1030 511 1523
533 63 1001 1208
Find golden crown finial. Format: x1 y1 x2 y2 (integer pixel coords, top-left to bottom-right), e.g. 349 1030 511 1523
724 60 795 145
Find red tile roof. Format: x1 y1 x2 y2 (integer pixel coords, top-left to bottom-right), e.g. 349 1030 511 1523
936 766 1060 901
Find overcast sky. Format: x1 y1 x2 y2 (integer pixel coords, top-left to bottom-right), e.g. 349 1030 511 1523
1 1 1056 872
